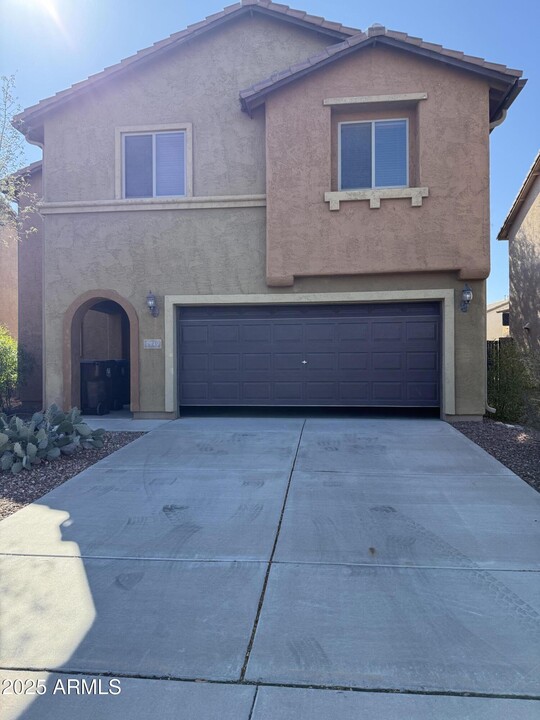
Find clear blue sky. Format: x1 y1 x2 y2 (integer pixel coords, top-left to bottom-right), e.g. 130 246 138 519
1 0 538 302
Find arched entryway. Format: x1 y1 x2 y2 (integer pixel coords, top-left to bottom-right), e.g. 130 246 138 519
63 290 140 412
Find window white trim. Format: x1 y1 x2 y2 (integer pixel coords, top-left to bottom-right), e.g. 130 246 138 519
325 187 428 211
338 118 409 192
115 123 193 200
324 92 427 106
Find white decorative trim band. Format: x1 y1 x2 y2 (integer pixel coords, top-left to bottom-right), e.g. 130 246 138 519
39 195 267 214
323 92 428 106
325 187 429 210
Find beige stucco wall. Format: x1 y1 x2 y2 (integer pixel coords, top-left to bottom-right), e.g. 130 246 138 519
264 46 491 285
0 222 18 339
42 14 331 203
508 175 540 355
37 15 488 418
486 302 509 341
41 204 486 416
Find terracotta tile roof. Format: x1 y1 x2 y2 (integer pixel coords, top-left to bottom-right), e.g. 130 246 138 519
14 1 358 129
240 24 524 116
498 151 540 240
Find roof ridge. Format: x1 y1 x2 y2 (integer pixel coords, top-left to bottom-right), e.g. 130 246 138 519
240 25 524 115
15 1 359 128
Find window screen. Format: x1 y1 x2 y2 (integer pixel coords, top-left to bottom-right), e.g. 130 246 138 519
156 132 185 196
124 131 186 198
340 122 372 190
374 120 407 187
124 135 153 198
340 119 408 190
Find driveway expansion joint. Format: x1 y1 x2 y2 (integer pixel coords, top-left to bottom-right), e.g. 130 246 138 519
240 420 306 681
1 552 537 574
1 666 539 702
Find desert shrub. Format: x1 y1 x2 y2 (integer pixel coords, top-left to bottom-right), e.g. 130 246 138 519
0 325 17 411
0 405 105 474
487 339 532 423
0 325 34 412
523 349 540 429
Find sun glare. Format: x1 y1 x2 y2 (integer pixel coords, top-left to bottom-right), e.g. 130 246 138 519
15 0 62 26
14 0 71 43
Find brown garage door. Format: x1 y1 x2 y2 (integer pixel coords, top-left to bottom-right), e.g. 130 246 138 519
177 302 440 407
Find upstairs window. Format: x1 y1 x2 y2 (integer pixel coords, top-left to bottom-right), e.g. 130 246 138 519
339 119 408 190
502 311 510 327
123 131 186 198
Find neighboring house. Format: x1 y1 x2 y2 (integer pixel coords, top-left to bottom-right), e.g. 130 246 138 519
498 151 540 356
14 0 526 421
486 299 510 341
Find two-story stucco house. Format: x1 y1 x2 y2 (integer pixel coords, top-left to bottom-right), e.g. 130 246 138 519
14 0 526 420
498 151 539 358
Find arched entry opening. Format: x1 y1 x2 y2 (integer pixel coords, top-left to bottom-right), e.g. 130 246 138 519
63 290 140 413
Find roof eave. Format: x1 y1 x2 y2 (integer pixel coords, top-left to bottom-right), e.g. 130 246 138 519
240 35 524 116
14 3 357 134
497 151 540 240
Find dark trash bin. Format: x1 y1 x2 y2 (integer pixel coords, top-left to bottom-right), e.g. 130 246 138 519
80 360 110 415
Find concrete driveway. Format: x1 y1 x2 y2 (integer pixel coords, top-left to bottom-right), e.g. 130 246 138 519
1 417 539 718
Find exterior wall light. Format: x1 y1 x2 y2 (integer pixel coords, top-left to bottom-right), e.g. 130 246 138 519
146 291 159 317
460 284 473 313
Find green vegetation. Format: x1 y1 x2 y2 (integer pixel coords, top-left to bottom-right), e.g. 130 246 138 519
487 339 534 424
0 405 105 474
0 325 33 412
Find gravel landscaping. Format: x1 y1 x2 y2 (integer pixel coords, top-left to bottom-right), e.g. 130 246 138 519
454 418 540 492
0 431 145 520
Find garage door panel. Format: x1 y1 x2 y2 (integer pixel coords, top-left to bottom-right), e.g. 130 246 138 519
181 325 208 343
406 320 438 341
211 383 240 401
339 382 370 401
408 382 439 402
243 382 271 400
273 323 304 342
240 324 272 343
274 382 303 401
337 323 369 341
211 325 239 342
407 351 438 370
180 383 208 401
339 353 369 370
372 352 403 370
178 303 440 407
306 382 338 401
212 354 240 371
372 382 403 402
372 322 402 341
305 323 335 342
181 354 208 371
243 354 271 371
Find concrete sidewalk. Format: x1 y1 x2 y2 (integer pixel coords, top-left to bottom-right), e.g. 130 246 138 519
1 417 538 718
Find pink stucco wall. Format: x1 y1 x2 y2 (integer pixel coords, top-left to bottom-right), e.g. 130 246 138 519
265 46 491 286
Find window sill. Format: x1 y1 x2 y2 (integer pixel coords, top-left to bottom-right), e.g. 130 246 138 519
324 187 429 211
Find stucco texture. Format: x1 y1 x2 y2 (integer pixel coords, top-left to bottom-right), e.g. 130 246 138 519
37 14 488 417
42 15 330 203
264 46 491 285
508 175 540 355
